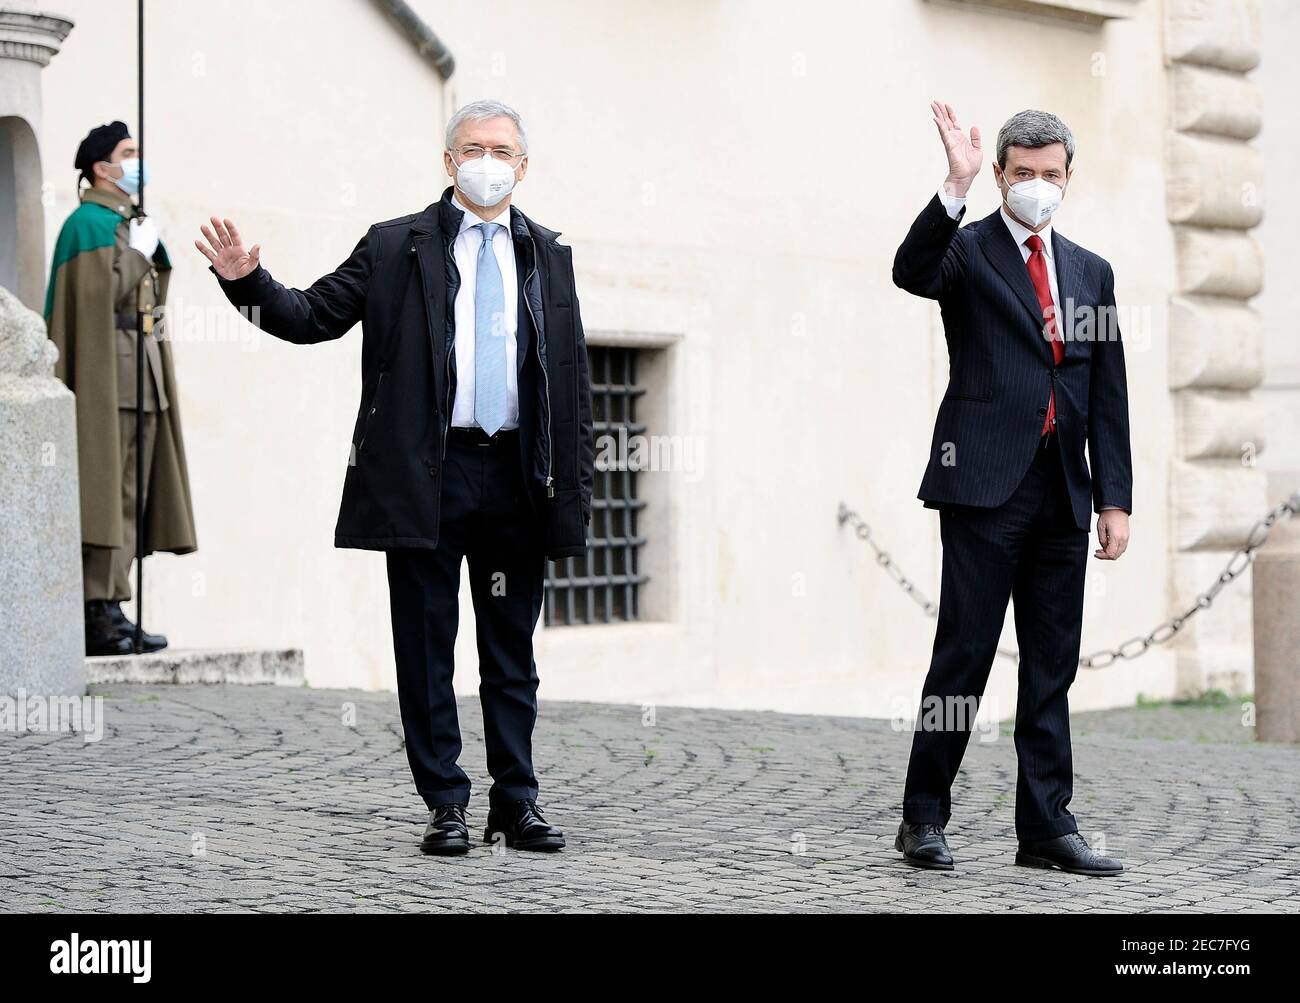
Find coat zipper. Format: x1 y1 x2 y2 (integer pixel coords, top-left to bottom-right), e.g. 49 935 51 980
522 230 554 497
441 239 460 462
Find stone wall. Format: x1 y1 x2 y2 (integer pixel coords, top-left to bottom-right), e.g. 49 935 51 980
1165 0 1267 695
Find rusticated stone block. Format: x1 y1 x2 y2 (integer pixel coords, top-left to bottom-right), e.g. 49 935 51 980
1174 388 1266 461
1174 227 1263 298
1169 551 1255 695
1166 0 1261 72
1172 640 1253 698
1170 64 1262 140
1170 458 1268 551
1167 295 1263 390
1167 132 1263 228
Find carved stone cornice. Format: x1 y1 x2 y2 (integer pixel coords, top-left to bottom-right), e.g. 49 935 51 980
931 0 1141 27
0 9 73 68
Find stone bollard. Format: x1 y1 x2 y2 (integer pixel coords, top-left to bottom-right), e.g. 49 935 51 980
0 286 84 696
1253 500 1300 743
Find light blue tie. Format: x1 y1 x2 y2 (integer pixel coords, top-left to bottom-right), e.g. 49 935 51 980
473 222 508 435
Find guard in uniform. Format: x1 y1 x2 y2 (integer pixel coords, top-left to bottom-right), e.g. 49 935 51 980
45 121 197 655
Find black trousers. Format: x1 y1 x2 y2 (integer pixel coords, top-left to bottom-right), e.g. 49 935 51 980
385 431 545 811
903 434 1089 841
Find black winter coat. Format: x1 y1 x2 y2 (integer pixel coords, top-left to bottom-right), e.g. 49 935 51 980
215 187 595 559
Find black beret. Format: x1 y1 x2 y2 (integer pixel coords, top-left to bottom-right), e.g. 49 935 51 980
74 121 130 178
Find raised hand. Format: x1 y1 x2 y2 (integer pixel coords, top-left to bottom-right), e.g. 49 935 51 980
931 100 982 197
195 216 261 281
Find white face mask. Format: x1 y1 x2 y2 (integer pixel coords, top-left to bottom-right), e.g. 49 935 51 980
454 153 517 208
1002 176 1063 229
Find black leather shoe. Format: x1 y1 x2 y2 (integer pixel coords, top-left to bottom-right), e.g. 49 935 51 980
895 821 954 870
85 600 132 656
420 804 470 855
484 799 565 852
106 601 168 652
1016 831 1122 876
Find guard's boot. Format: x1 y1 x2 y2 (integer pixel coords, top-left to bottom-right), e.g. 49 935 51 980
85 600 132 657
107 601 168 652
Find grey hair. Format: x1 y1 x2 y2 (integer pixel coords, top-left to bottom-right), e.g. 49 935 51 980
996 109 1075 169
444 99 528 154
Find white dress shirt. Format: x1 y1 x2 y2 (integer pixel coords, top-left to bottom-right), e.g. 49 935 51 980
936 188 1060 314
450 194 519 430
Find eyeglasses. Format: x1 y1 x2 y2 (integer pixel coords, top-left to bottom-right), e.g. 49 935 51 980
451 145 525 165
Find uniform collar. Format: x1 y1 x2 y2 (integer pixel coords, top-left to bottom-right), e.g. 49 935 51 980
80 185 136 220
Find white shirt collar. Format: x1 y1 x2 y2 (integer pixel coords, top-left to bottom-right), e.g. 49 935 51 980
451 193 511 236
1000 205 1054 258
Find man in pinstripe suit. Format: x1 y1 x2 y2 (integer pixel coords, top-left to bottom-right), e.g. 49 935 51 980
891 104 1133 876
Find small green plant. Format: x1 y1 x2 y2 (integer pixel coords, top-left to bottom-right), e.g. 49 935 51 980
1175 689 1236 708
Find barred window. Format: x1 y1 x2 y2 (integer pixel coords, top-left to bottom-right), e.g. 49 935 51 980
545 346 649 625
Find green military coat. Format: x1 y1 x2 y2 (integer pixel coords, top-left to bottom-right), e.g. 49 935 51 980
45 186 197 554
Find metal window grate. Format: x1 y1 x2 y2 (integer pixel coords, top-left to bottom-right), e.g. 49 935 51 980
545 346 649 625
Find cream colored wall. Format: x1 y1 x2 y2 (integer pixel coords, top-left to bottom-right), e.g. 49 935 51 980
430 0 1177 715
1258 0 1300 477
34 0 1186 714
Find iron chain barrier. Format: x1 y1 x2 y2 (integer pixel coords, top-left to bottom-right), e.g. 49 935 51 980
837 492 1300 669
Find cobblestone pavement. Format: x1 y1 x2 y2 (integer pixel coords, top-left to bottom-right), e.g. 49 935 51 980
1068 699 1260 745
2 685 1297 913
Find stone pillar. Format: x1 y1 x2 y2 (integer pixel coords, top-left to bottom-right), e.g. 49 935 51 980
1164 0 1266 697
0 288 83 695
1253 513 1300 742
0 8 80 696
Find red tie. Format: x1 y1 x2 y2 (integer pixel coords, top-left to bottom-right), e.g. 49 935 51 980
1025 233 1062 436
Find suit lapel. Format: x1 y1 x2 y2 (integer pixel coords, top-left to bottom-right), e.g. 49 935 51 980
977 212 1055 363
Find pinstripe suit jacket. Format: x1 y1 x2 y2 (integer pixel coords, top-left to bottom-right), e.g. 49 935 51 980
893 195 1133 531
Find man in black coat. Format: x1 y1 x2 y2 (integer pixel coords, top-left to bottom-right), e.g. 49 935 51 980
891 103 1132 876
197 100 593 854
